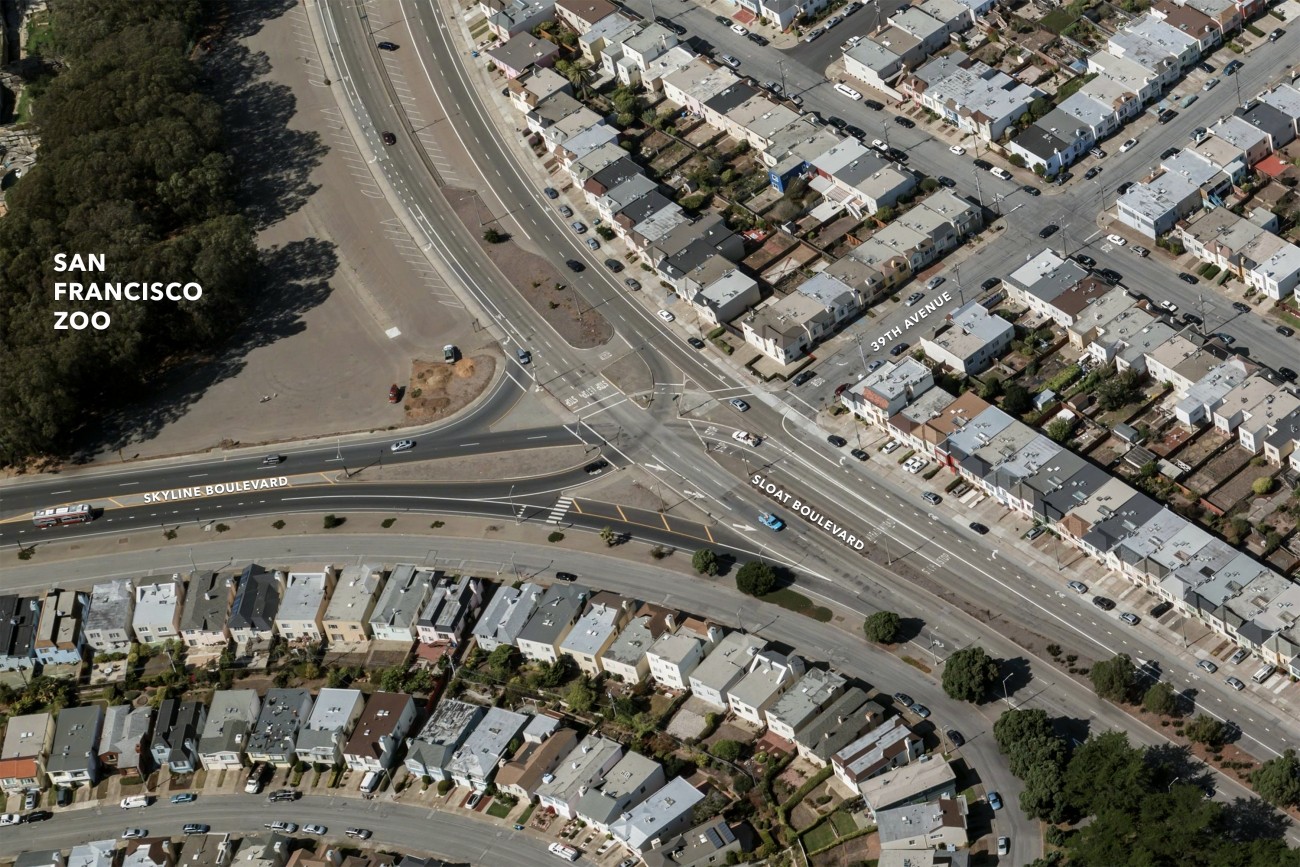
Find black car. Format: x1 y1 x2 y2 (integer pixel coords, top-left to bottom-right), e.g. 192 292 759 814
1038 224 1059 239
1093 596 1116 611
1199 61 1216 73
1021 184 1041 196
1099 268 1122 284
946 730 965 748
1057 170 1075 184
55 788 72 808
887 147 908 163
973 158 992 171
377 41 399 51
864 99 885 111
604 258 623 272
827 434 848 447
687 336 706 349
267 789 299 803
1157 109 1178 124
1074 254 1096 268
584 459 609 475
1278 366 1297 381
24 810 52 822
1150 600 1174 617
1214 331 1236 345
827 116 848 130
543 186 558 199
845 124 866 139
555 571 578 582
1178 273 1198 284
746 32 769 46
1117 181 1134 195
969 522 989 534
938 176 957 187
1083 166 1102 180
565 259 584 272
381 131 397 145
981 277 1001 291
1182 312 1203 326
793 370 816 386
1232 301 1251 313
850 448 869 461
1160 147 1180 161
1277 325 1295 337
715 14 730 24
894 115 915 128
654 16 686 35
1225 59 1243 75
889 342 909 356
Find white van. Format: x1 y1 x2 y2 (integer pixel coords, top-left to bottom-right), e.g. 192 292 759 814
548 844 580 862
120 796 152 809
359 770 381 794
1252 664 1276 684
834 82 862 101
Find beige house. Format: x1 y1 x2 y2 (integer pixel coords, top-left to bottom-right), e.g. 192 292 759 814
557 593 635 675
495 728 580 802
322 564 384 649
274 568 336 644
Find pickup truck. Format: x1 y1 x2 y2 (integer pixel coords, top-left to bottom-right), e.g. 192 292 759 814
759 512 785 531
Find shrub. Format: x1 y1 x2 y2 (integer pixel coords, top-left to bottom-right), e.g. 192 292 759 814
547 531 565 543
863 611 901 643
381 518 396 528
736 561 777 596
1253 477 1275 496
272 520 286 529
692 548 720 576
214 523 230 533
323 514 344 529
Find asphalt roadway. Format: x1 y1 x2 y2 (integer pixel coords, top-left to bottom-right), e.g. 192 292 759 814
0 792 539 866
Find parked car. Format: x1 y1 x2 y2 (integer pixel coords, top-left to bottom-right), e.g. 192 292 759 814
654 16 686 34
24 811 51 823
56 788 72 808
863 99 885 111
909 703 931 719
981 277 1001 291
1225 60 1243 75
1279 367 1298 381
585 237 599 251
1159 300 1178 313
1178 272 1198 284
720 54 741 69
1083 166 1102 180
938 176 957 187
23 791 37 810
1055 170 1074 185
1157 109 1177 124
1068 581 1089 594
946 729 965 747
1132 245 1149 257
889 342 909 356
267 790 299 803
122 830 148 840
850 448 869 461
1090 147 1106 159
998 837 1011 856
686 336 705 349
1120 612 1140 626
1270 28 1285 41
170 794 197 805
1203 77 1220 91
1021 184 1040 196
555 571 577 582
1229 648 1250 664
923 492 942 505
1199 62 1216 73
1226 676 1245 691
542 186 558 199
1106 233 1127 246
827 434 848 447
624 277 640 291
183 824 210 836
893 692 914 707
1181 312 1203 326
729 398 750 412
303 825 328 836
925 276 944 290
969 522 989 534
746 32 769 46
1099 268 1122 283
0 814 20 827
1119 138 1138 152
245 762 269 794
1197 659 1219 673
894 115 915 128
570 220 587 234
988 792 1003 811
1150 601 1173 617
346 829 373 840
1026 526 1046 540
467 792 484 809
266 822 299 833
558 204 573 218
792 370 815 386
1092 596 1116 611
1038 224 1059 239
1275 325 1294 337
973 158 992 171
1117 181 1134 195
657 309 675 322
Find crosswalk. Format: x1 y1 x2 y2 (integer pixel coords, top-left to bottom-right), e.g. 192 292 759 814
546 497 574 525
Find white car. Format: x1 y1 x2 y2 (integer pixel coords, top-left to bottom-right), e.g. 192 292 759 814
1159 300 1178 313
997 837 1010 856
1106 233 1127 246
303 825 328 836
657 309 675 322
842 35 862 50
1132 245 1149 257
882 440 901 454
720 54 740 69
390 439 415 452
730 23 747 34
122 830 148 840
908 459 929 474
732 430 762 447
1120 138 1138 152
925 276 945 290
0 814 20 827
871 139 887 151
265 822 299 833
949 145 965 155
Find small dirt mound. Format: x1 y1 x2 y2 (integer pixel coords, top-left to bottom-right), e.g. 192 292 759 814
405 356 495 424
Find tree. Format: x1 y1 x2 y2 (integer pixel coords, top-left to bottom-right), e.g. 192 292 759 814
874 205 896 223
993 709 1066 779
1045 418 1074 443
482 227 506 243
863 611 902 643
1142 681 1179 717
565 680 596 714
1251 749 1300 808
1002 384 1034 416
1253 477 1275 496
692 548 720 576
980 377 1004 400
920 177 939 193
486 645 516 680
1096 369 1144 411
600 526 616 546
941 645 1000 703
1062 731 1150 817
1019 759 1066 822
735 561 776 596
1184 713 1228 748
1089 653 1137 703
711 739 743 762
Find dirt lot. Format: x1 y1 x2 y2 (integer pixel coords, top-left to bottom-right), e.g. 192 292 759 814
404 355 496 424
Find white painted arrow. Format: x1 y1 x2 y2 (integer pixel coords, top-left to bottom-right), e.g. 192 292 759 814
644 463 666 471
732 524 758 533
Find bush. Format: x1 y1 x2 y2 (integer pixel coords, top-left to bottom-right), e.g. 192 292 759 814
735 561 777 596
381 518 396 528
271 520 286 529
482 227 507 243
323 514 344 529
214 523 230 533
437 779 453 795
1142 681 1178 717
1253 477 1275 496
711 740 744 762
1089 653 1137 703
547 531 565 543
1184 713 1228 748
863 611 902 643
692 548 720 575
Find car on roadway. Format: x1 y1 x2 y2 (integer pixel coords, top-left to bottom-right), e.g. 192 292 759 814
381 131 396 145
1157 109 1177 124
585 237 599 251
570 220 586 234
1279 367 1298 382
892 692 913 707
1099 268 1122 284
905 291 925 306
377 41 399 50
969 522 989 534
827 434 848 447
1120 137 1138 152
1226 676 1245 691
565 259 584 272
1093 595 1116 611
1132 245 1149 257
516 348 531 364
793 370 815 386
863 99 885 111
687 336 705 349
1197 659 1219 673
623 277 640 291
732 430 762 447
1083 166 1102 180
923 492 942 505
555 571 577 582
1199 61 1216 73
390 440 415 452
1270 28 1285 41
894 115 915 128
973 157 992 171
303 825 328 836
1068 580 1089 594
584 460 609 475
558 204 573 218
720 54 741 69
948 145 966 155
758 512 785 531
1203 77 1220 91
1120 612 1140 626
171 794 197 805
730 22 747 34
946 729 965 747
909 703 931 719
889 342 909 357
938 176 957 188
1038 224 1059 239
981 277 1001 291
1090 146 1106 159
729 398 750 412
988 792 1004 811
1225 59 1243 75
1106 233 1127 246
346 829 373 840
0 814 20 826
654 16 686 35
1159 300 1178 313
266 822 298 833
183 824 210 836
657 309 675 322
1182 312 1203 326
1178 273 1197 284
122 830 148 840
746 32 769 46
542 186 558 199
1150 601 1173 617
24 810 51 823
1021 184 1040 196
1232 301 1251 314
997 837 1011 856
850 448 869 461
925 276 944 290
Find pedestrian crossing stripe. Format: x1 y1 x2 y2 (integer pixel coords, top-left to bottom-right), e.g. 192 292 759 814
546 497 573 525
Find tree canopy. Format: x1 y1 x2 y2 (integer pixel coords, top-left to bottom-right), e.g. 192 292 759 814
1089 653 1138 703
941 645 1000 703
863 610 902 643
735 561 776 597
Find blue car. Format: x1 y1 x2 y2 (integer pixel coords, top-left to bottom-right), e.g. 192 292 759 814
988 791 1003 811
759 512 785 531
170 793 197 804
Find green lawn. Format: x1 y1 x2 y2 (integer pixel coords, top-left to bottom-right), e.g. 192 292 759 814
1040 9 1077 33
802 821 838 852
26 11 55 57
517 802 536 825
830 811 858 836
486 799 513 819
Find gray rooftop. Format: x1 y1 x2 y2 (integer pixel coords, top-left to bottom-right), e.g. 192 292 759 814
47 705 103 775
198 689 260 756
370 564 435 631
246 689 313 757
84 579 133 635
180 571 233 635
471 583 545 646
518 583 590 646
445 706 530 782
405 699 487 773
766 669 847 731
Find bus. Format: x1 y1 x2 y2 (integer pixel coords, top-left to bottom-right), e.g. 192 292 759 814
32 505 94 528
547 843 579 862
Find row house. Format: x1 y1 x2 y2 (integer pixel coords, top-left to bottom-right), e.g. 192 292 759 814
609 777 705 852
646 618 723 690
0 596 40 671
404 699 486 781
1152 0 1226 50
369 565 434 643
599 605 676 684
920 299 1014 375
0 712 54 793
558 593 635 675
444 705 529 792
831 718 924 798
553 0 621 35
34 588 86 666
496 727 579 802
1261 408 1300 468
98 705 152 781
275 569 336 644
517 583 590 664
480 0 554 40
47 705 103 786
921 60 1044 143
180 571 235 650
471 582 545 652
485 31 558 80
295 687 365 767
792 688 885 768
246 688 314 767
876 798 969 851
133 576 184 646
536 734 624 819
229 565 282 647
151 699 207 774
689 631 766 709
1088 50 1174 106
83 579 134 652
575 751 664 832
763 668 846 741
727 650 805 725
342 692 417 773
741 273 865 365
322 564 384 650
416 574 483 647
198 689 260 771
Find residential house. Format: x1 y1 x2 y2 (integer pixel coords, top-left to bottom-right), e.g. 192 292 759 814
232 835 290 867
246 689 314 767
123 841 176 867
82 579 134 652
151 699 207 774
764 669 848 741
688 268 762 328
920 300 1014 375
647 618 723 689
859 760 958 816
1088 50 1173 105
180 571 235 651
793 688 885 767
516 583 590 663
831 718 923 796
46 705 103 786
727 650 806 726
34 588 85 665
67 842 117 867
274 568 336 644
198 689 260 771
444 705 530 792
368 565 435 643
342 692 417 772
1117 166 1215 239
842 358 936 427
640 818 750 867
554 0 620 34
0 595 39 670
689 631 767 709
416 574 483 646
322 564 384 649
496 728 580 802
0 712 54 793
876 798 969 850
536 734 625 818
600 605 677 684
742 273 865 364
575 751 665 831
845 39 906 100
480 0 555 39
1261 408 1300 466
609 777 706 852
922 61 1044 142
558 593 635 674
471 582 545 652
1007 124 1078 177
404 699 486 781
228 565 283 647
487 33 559 80
133 575 184 645
295 688 366 766
97 705 152 780
177 833 234 867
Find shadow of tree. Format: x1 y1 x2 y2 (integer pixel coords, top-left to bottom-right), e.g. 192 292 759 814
1219 796 1291 842
1000 655 1034 704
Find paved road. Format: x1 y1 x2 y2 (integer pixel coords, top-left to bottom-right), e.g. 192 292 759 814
0 793 549 865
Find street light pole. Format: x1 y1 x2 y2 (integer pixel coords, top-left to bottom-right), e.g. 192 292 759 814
510 485 519 526
1002 673 1014 708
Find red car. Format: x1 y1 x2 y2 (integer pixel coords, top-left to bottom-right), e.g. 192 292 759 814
388 384 400 403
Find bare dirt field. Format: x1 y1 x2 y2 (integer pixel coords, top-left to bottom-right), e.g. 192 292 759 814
405 355 497 424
